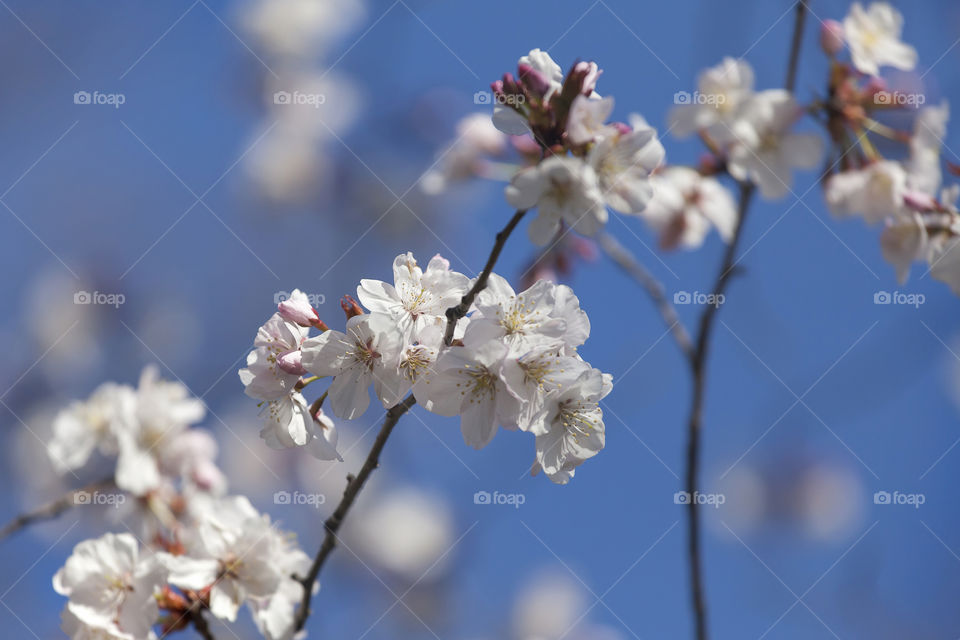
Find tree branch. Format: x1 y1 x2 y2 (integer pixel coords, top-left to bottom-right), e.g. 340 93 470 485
293 393 417 632
190 604 216 640
595 231 694 360
443 209 527 345
683 4 807 639
0 476 115 542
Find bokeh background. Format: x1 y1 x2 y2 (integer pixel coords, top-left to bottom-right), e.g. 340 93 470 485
1 1 959 638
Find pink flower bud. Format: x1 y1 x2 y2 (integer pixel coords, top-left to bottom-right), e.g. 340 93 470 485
277 349 307 375
573 61 601 94
903 190 937 212
517 63 550 98
820 20 845 56
278 289 319 327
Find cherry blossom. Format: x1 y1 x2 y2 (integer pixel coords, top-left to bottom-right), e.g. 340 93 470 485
588 114 665 214
48 382 134 473
166 496 305 623
506 155 608 244
643 166 738 249
53 532 165 640
277 288 322 328
300 312 404 418
531 368 611 484
239 313 311 402
727 90 823 199
357 252 469 346
668 57 755 142
415 340 522 449
842 2 917 76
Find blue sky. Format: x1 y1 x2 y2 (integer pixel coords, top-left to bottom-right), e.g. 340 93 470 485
1 1 959 639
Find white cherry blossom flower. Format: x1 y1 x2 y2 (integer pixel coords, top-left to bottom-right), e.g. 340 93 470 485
531 369 612 484
588 114 664 214
463 275 566 352
115 366 206 496
668 57 755 142
727 90 823 199
48 382 135 474
643 166 738 249
843 2 917 76
258 390 340 461
506 155 607 245
415 341 522 449
881 212 928 283
300 313 404 418
825 160 907 223
906 101 950 197
566 95 615 146
357 252 469 346
421 113 507 194
501 347 592 432
239 313 310 402
53 532 165 640
166 496 301 623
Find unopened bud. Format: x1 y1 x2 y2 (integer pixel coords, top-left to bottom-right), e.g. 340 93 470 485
517 63 550 98
573 61 601 94
277 349 307 375
820 20 845 56
340 295 364 319
278 289 320 327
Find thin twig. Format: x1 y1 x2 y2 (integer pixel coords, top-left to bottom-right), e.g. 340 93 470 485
0 476 115 541
190 604 216 640
596 231 694 360
293 393 417 632
443 209 527 345
683 4 808 639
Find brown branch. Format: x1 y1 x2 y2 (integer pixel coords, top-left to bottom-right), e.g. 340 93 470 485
443 209 527 345
0 476 115 542
684 5 808 640
293 393 417 632
190 604 216 640
595 231 694 360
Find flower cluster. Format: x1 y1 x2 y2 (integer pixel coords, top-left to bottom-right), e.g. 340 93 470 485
47 370 310 639
813 3 960 293
239 252 611 484
490 49 665 245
